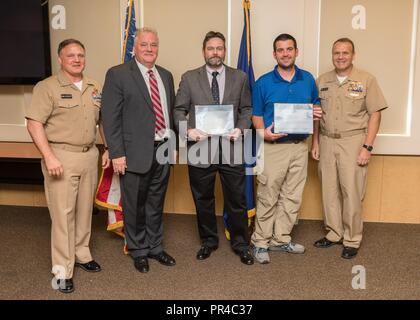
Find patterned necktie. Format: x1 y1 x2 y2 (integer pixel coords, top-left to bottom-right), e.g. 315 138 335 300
148 70 166 135
211 71 220 104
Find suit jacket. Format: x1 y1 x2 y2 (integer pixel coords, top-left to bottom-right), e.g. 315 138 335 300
174 65 252 167
101 59 175 174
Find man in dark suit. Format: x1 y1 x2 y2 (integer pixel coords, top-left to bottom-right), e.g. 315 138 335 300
174 31 254 265
101 28 176 273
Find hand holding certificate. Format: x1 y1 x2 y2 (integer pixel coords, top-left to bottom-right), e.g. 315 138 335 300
195 104 234 135
274 103 313 134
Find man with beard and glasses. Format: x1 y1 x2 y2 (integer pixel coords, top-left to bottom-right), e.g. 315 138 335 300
174 31 254 265
250 33 322 264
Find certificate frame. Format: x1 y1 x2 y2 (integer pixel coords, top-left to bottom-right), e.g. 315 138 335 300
195 104 234 135
273 103 313 134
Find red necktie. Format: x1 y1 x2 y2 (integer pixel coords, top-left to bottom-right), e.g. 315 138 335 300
148 69 166 135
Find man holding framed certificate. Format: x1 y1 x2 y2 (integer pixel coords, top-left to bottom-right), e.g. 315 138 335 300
174 31 254 265
250 33 322 264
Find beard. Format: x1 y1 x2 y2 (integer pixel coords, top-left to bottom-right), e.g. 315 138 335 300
277 58 296 70
206 55 224 68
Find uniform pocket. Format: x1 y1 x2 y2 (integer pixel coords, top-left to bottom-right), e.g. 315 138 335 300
92 101 100 122
257 174 267 185
55 100 79 121
256 174 272 208
345 92 366 115
319 91 330 114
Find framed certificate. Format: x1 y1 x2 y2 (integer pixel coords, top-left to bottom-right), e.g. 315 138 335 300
195 104 234 135
274 103 313 134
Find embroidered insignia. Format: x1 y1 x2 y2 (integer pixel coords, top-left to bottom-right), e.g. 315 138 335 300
348 81 363 93
320 87 329 91
92 88 102 103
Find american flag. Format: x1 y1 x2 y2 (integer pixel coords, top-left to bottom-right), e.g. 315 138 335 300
95 0 137 247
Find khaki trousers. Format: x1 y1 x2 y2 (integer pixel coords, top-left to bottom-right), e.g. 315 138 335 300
318 134 367 248
251 141 308 248
41 146 98 279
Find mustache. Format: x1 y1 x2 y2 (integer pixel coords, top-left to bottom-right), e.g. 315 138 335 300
207 56 224 62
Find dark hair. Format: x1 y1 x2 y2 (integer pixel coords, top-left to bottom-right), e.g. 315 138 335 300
273 33 297 51
57 39 85 55
202 31 226 50
333 38 355 53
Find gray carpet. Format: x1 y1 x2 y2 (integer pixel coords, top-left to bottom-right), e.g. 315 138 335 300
0 205 419 300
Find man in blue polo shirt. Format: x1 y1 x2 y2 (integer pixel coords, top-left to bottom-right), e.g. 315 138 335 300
251 33 322 264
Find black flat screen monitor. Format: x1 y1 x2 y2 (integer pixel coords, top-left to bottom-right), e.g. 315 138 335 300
0 0 51 85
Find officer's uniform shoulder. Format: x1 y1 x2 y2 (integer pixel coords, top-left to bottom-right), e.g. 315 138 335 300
351 68 376 82
317 70 336 83
34 74 59 88
84 75 101 87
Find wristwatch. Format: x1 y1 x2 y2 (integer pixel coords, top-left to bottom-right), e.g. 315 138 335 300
363 144 373 152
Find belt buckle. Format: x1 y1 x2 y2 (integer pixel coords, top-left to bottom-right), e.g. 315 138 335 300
82 146 90 152
332 133 341 139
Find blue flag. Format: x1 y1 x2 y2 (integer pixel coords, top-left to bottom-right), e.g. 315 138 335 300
237 0 255 92
224 0 256 239
122 0 136 63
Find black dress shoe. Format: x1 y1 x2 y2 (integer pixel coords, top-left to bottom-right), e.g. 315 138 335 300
148 251 176 266
237 250 254 265
314 237 342 248
341 246 358 259
196 246 217 260
57 278 74 294
134 256 149 273
75 260 101 272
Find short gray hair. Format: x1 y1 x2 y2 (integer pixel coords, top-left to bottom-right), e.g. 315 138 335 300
134 27 159 44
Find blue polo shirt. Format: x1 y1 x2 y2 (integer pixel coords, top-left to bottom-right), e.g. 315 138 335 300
253 65 320 142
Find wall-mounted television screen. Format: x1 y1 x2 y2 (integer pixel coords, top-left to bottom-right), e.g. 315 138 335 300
0 0 51 85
